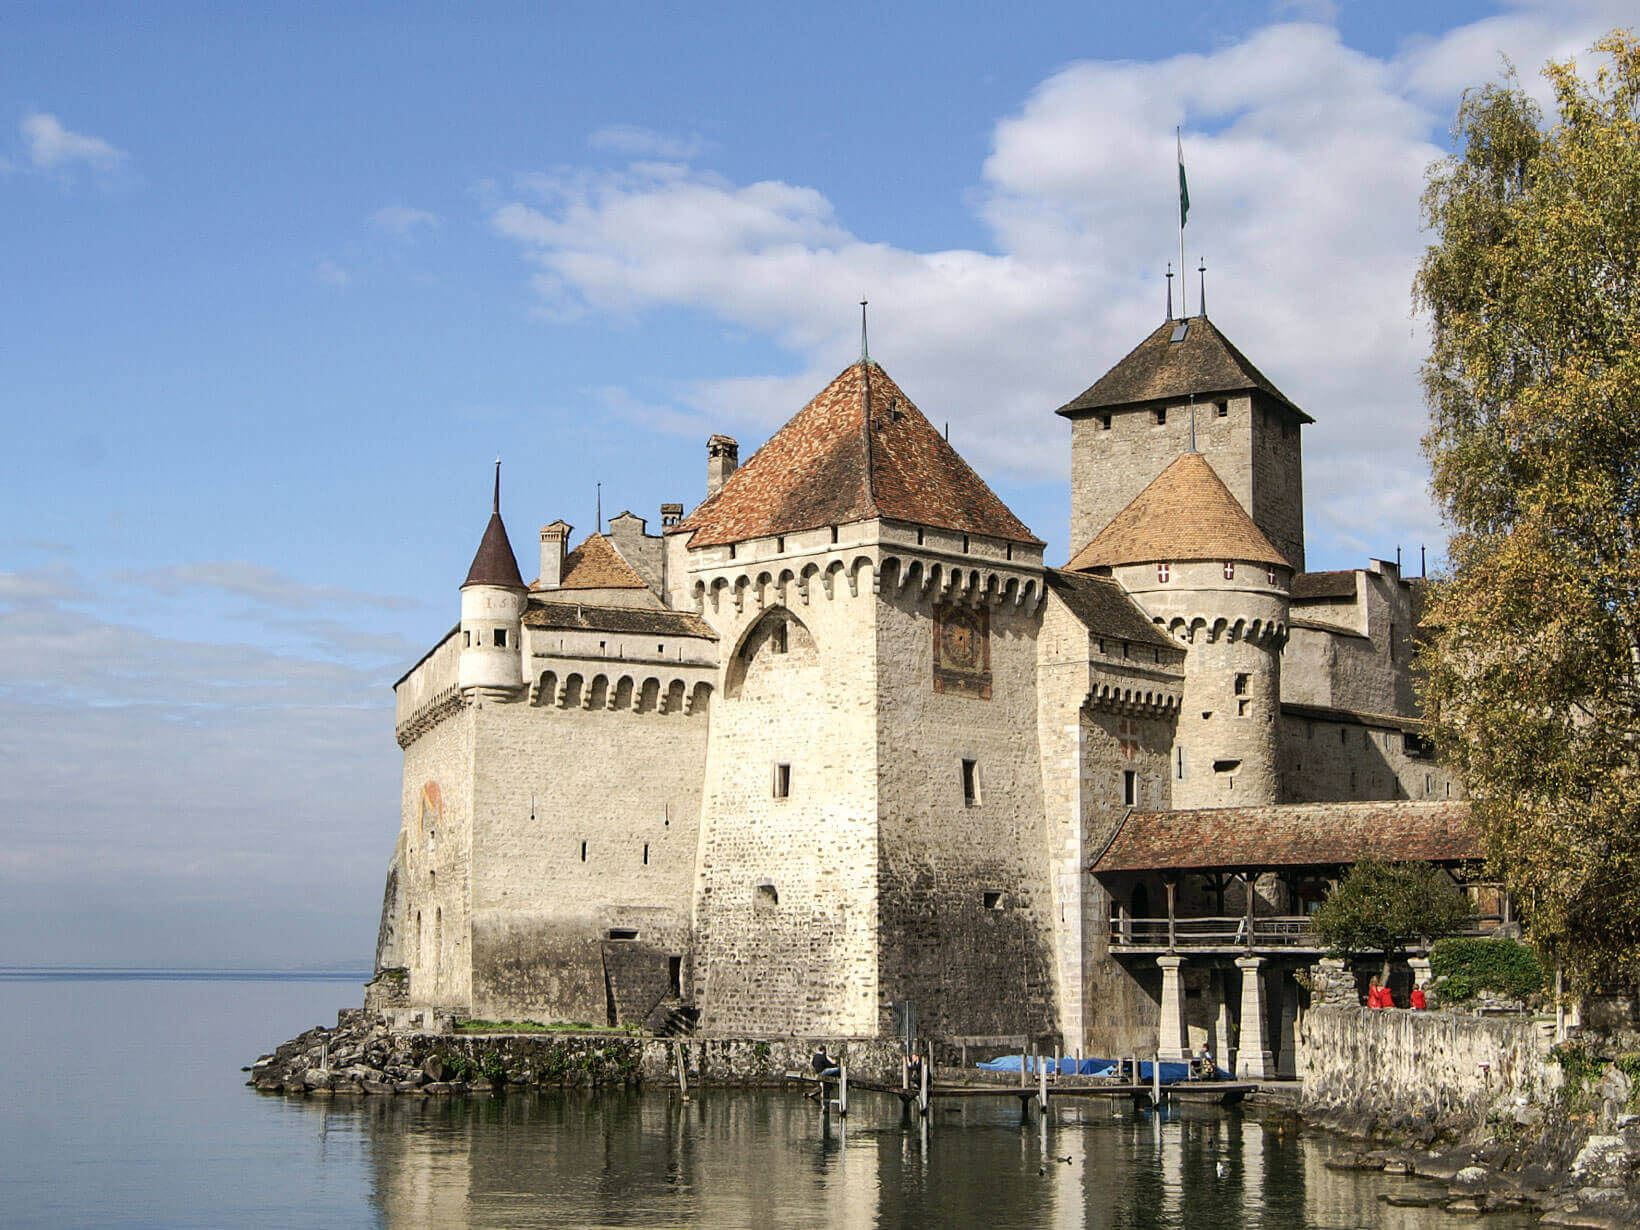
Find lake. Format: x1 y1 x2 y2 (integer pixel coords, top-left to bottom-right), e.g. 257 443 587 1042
0 971 1533 1227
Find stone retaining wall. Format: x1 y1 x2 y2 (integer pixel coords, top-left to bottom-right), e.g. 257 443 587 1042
1299 1004 1559 1137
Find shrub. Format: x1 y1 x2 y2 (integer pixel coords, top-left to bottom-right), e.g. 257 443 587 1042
1430 937 1544 1001
1311 860 1475 958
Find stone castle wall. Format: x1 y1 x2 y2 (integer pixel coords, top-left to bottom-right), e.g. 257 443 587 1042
397 702 476 1008
1278 713 1463 804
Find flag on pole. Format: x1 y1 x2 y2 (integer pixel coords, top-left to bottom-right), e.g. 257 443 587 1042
1177 129 1190 229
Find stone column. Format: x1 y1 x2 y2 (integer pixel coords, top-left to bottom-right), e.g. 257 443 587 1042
1276 972 1299 1079
1408 956 1432 990
1214 976 1234 1072
1157 955 1191 1061
1235 956 1273 1079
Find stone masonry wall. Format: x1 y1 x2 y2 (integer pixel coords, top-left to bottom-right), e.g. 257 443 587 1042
1300 1005 1560 1135
874 584 1057 1041
693 579 881 1036
397 702 476 1008
466 693 708 1025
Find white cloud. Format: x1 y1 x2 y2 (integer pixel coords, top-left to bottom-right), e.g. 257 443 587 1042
371 204 441 238
588 124 705 160
120 560 416 612
490 4 1622 567
315 259 352 287
20 111 127 172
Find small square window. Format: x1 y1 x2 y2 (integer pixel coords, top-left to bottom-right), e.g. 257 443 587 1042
1098 414 1111 431
1216 400 1228 418
755 882 779 910
982 890 1004 910
494 628 507 647
1154 408 1167 426
1234 673 1249 696
1237 699 1250 716
657 643 664 654
1123 770 1138 806
962 759 981 807
1157 562 1171 583
773 763 791 799
607 928 639 941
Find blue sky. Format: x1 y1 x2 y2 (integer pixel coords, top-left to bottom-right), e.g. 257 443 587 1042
1 0 1627 966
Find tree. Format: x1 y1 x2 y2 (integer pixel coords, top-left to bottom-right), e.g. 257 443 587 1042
1310 861 1476 966
1414 31 1640 990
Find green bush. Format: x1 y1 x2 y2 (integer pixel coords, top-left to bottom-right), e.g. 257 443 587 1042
1430 937 1545 1001
1311 860 1475 956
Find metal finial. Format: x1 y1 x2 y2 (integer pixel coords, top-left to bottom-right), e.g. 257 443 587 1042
1188 398 1198 453
596 482 602 534
493 457 501 513
1198 258 1206 318
1165 263 1174 321
860 298 869 364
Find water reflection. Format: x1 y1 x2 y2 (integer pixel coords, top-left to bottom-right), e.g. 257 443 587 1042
276 1090 1537 1229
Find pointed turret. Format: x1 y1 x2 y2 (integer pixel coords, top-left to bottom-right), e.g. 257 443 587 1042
458 461 527 697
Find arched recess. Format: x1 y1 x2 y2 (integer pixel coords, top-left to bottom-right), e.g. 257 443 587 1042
724 606 818 698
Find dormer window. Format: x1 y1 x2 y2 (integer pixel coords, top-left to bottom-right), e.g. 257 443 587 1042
1157 562 1171 583
1222 562 1235 581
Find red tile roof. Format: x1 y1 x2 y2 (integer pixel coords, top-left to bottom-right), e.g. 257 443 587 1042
669 361 1041 548
1090 801 1479 873
1065 451 1289 570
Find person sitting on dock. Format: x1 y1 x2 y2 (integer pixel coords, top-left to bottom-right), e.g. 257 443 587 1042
812 1046 840 1079
906 1049 924 1090
1191 1043 1215 1080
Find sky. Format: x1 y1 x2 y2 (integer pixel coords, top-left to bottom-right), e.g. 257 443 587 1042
1 0 1630 967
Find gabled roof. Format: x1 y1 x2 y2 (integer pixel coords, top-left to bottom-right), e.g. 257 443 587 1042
1291 570 1358 601
555 533 649 590
1055 316 1312 423
463 512 526 590
669 361 1041 548
1066 451 1290 570
1044 568 1179 652
1091 802 1479 873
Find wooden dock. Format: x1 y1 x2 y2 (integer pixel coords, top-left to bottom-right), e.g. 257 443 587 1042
788 1067 1257 1119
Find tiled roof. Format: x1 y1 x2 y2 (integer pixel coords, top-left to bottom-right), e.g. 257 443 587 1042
669 361 1041 548
1291 570 1358 601
463 512 526 590
1091 802 1478 873
554 533 649 590
1055 315 1312 423
1281 701 1425 732
525 601 716 640
1045 568 1179 652
1065 451 1289 570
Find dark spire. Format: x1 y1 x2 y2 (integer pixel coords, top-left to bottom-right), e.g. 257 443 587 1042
463 461 526 590
1165 263 1175 321
860 298 870 364
1198 258 1207 317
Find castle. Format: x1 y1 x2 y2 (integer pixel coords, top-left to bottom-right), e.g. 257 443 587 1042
374 309 1474 1070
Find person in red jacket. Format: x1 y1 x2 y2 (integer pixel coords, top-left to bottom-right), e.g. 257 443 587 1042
1411 986 1428 1011
1366 975 1389 1008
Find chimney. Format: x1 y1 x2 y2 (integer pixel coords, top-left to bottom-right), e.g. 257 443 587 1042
660 502 683 528
538 520 572 589
706 434 739 497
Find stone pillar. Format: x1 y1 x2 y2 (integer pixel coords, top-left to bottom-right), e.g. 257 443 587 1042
1235 956 1273 1079
1408 956 1432 990
1313 956 1357 1006
1214 976 1233 1071
1157 955 1191 1061
1276 972 1299 1079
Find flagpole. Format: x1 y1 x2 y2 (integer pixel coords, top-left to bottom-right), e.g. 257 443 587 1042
1177 127 1187 318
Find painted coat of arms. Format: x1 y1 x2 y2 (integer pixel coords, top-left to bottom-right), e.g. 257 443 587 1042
932 603 991 699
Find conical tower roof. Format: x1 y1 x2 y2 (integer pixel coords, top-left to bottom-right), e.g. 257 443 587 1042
1066 451 1289 570
669 361 1040 548
1055 316 1312 423
462 464 526 590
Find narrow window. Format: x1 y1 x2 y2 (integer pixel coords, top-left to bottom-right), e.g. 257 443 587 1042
1446 781 1452 798
1340 727 1348 745
1123 770 1138 806
463 630 471 647
1389 623 1400 663
962 759 981 807
1122 641 1130 659
916 527 925 546
962 534 970 554
776 535 785 552
830 525 839 544
1307 722 1315 741
1097 638 1105 655
1237 700 1250 716
1154 408 1167 426
1223 562 1235 581
642 842 649 865
1424 774 1433 797
657 643 664 654
580 840 588 862
667 957 682 997
1175 748 1186 780
494 627 507 647
982 891 1004 910
773 763 791 799
607 928 639 941
599 640 606 651
728 544 736 559
1349 768 1358 794
1098 414 1111 431
1157 562 1171 583
1216 400 1228 418
772 621 788 654
1234 673 1249 696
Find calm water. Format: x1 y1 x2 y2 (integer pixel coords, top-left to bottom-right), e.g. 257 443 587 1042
0 972 1533 1228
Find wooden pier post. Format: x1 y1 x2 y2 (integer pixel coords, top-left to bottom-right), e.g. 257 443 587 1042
674 1040 689 1099
919 1053 930 1117
1038 1060 1048 1114
1152 1051 1162 1108
839 1064 848 1117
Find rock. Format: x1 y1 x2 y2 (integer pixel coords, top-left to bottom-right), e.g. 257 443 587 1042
393 1081 424 1094
470 1078 494 1093
1324 1151 1382 1171
254 1078 282 1092
1453 1166 1491 1187
1444 1195 1485 1215
422 1056 446 1082
362 1081 392 1095
1380 1194 1440 1208
423 1081 452 1094
1382 1159 1412 1175
1571 1135 1632 1184
447 1081 469 1094
302 1069 333 1091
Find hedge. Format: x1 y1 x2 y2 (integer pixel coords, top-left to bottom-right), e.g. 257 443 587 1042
1430 936 1545 1002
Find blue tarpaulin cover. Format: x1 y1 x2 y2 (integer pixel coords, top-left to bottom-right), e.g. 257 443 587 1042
974 1056 1233 1082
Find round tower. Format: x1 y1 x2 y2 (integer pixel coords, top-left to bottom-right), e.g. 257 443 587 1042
458 461 527 697
1065 450 1291 806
